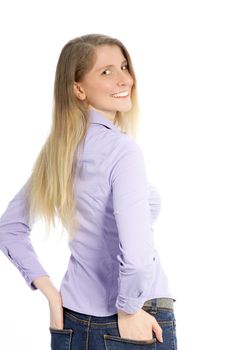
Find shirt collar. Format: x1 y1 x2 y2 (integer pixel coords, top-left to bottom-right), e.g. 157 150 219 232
88 109 120 133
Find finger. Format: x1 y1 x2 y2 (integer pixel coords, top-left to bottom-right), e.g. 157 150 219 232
152 323 163 343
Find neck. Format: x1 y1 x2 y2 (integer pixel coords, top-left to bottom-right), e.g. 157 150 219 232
88 106 116 123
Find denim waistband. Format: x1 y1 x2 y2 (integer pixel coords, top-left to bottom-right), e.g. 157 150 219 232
143 298 174 310
63 298 175 325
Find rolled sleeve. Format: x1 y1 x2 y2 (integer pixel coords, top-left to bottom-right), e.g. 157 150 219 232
147 181 162 224
110 140 158 314
0 181 49 290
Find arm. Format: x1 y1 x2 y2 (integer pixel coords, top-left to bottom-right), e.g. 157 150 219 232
0 181 64 328
32 276 60 301
33 276 64 329
0 180 49 289
110 140 158 315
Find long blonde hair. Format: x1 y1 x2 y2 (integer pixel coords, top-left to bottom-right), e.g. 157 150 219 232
27 34 140 240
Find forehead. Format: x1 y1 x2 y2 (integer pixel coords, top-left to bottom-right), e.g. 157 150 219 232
92 45 126 70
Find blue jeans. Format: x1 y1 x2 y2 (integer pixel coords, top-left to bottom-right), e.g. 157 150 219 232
50 299 177 350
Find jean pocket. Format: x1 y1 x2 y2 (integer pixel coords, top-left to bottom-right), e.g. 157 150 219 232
142 308 177 350
49 327 73 350
103 334 157 350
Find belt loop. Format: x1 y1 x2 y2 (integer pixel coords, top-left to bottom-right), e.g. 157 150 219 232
151 299 157 313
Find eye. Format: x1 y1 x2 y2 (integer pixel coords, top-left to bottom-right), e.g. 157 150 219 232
102 69 111 75
121 64 129 70
101 64 129 76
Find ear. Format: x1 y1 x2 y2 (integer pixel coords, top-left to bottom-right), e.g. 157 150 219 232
73 82 86 101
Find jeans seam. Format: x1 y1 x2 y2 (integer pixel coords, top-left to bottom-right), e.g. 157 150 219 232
171 320 177 350
65 310 118 327
86 316 91 350
67 330 73 350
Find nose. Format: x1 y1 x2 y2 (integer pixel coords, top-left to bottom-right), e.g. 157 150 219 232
116 70 133 87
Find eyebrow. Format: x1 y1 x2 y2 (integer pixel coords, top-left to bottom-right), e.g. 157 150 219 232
96 59 128 72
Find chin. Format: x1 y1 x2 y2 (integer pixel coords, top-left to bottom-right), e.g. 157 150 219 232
118 106 132 113
116 103 132 113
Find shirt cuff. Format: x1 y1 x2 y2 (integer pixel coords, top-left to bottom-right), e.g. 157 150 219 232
115 295 149 314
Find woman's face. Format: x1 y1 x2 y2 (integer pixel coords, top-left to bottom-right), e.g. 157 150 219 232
74 45 134 121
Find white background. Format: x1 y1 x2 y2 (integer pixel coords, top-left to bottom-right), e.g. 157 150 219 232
0 1 232 349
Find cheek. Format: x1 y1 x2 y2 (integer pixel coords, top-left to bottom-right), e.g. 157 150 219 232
88 81 113 95
85 84 112 104
99 80 115 93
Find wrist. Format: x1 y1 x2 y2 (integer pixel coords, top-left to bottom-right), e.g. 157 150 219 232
117 308 141 317
33 276 60 302
47 289 62 304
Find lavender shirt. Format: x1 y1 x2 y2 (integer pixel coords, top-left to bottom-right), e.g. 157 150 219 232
0 109 174 316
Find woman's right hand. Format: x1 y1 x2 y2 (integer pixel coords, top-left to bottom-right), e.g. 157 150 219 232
48 292 64 330
117 308 163 343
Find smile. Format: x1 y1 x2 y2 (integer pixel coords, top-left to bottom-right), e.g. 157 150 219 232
111 91 129 98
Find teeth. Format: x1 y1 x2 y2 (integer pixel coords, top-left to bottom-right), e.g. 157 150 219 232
112 91 129 98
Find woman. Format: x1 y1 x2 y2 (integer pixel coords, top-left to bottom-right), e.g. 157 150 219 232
0 34 177 349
